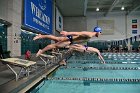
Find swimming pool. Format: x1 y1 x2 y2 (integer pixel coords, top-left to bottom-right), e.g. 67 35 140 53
29 52 140 93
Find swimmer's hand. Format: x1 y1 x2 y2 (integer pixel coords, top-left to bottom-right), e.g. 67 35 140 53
60 31 68 36
33 34 42 40
101 61 105 64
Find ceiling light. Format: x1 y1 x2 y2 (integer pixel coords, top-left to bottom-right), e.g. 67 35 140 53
121 6 124 10
96 7 99 11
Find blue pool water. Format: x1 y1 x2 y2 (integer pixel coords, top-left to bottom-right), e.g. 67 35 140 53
30 53 140 93
36 80 140 93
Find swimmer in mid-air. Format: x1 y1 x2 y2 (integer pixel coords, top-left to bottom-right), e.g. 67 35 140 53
33 26 102 57
68 44 106 64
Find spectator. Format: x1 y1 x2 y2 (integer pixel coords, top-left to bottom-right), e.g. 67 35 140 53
25 50 31 60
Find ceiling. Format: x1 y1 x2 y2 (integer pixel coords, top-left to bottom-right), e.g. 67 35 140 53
55 0 140 17
55 0 86 16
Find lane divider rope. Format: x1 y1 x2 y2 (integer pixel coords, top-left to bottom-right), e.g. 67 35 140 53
60 66 140 70
47 77 140 83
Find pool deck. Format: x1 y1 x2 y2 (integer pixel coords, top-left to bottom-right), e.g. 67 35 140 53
0 57 60 93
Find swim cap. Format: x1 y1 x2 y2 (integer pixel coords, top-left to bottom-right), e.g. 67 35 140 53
93 26 102 32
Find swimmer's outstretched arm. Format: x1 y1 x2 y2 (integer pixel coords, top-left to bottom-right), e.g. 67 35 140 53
92 48 105 64
88 47 105 64
60 31 95 38
97 52 106 64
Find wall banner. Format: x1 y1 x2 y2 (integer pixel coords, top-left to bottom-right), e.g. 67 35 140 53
132 19 137 34
56 7 63 32
23 0 53 34
97 20 114 35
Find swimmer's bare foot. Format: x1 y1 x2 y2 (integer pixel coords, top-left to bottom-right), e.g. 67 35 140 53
33 34 42 40
36 49 42 57
59 59 67 66
60 31 68 36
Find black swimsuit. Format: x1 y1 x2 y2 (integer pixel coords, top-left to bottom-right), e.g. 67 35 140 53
84 45 88 52
67 35 73 44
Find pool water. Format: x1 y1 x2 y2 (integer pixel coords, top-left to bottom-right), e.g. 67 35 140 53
37 80 140 93
29 52 140 93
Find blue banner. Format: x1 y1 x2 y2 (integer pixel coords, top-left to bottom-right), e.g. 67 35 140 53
23 0 53 34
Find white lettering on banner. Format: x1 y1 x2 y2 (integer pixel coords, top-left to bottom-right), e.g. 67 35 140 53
31 2 50 25
33 17 49 30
